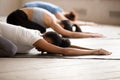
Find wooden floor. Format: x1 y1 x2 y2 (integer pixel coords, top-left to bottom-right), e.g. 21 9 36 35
0 58 120 80
0 18 120 80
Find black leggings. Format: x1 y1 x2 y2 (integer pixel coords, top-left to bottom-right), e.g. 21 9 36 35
0 37 17 57
7 10 46 33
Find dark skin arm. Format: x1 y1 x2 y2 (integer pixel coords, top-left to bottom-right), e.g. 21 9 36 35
33 39 111 56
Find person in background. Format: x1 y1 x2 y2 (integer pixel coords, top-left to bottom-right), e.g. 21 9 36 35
24 1 77 21
0 22 111 57
24 1 97 26
7 7 103 38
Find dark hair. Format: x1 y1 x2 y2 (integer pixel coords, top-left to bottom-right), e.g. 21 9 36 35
43 31 71 47
61 20 72 31
42 32 71 55
64 10 78 21
72 24 82 32
60 20 82 38
60 38 71 47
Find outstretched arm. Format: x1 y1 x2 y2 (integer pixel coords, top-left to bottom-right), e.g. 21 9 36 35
33 39 111 56
73 20 98 26
50 21 103 38
44 12 103 38
70 45 93 50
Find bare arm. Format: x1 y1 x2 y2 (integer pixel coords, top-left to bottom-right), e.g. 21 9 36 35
50 21 103 38
44 12 103 38
33 39 111 56
70 45 94 50
72 20 98 26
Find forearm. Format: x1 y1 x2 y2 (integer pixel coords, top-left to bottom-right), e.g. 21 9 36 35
62 48 111 56
73 20 97 26
70 45 94 50
70 32 103 38
62 48 97 56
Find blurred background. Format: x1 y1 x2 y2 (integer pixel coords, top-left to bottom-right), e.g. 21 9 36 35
0 0 120 25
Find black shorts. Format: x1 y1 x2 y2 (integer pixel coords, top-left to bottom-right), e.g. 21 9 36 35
7 10 46 33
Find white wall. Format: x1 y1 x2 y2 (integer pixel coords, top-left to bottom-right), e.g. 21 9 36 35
0 0 120 25
0 0 21 16
21 0 120 25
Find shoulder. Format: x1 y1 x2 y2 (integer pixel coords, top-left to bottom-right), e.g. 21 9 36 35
17 27 43 45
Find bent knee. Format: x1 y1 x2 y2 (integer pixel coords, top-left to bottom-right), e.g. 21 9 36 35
8 45 17 57
5 45 17 57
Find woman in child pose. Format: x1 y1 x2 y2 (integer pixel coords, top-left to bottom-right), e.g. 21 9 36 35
0 22 111 57
7 7 103 38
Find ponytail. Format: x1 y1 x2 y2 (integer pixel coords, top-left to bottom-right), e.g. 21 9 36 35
72 24 82 32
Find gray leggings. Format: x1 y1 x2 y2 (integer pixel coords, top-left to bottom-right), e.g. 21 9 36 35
0 37 17 57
